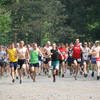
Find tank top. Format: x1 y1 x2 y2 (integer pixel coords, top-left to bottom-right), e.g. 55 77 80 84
72 44 81 59
58 47 66 60
51 49 59 61
8 48 17 62
82 47 89 60
30 49 39 64
0 51 6 60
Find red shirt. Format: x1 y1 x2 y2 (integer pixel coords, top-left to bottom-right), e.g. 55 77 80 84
58 47 66 60
72 44 81 59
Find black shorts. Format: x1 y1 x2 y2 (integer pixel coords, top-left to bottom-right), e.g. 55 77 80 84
18 59 26 69
44 58 51 64
0 60 6 67
30 63 39 67
88 55 92 60
59 59 65 64
82 60 89 65
72 58 82 64
67 57 73 66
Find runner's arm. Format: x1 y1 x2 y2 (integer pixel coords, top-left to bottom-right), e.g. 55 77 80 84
58 50 64 60
38 49 43 57
26 48 29 62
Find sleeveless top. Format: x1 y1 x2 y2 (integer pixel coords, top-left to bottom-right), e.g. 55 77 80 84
72 44 81 59
8 48 17 62
30 49 39 64
51 49 59 61
82 47 89 60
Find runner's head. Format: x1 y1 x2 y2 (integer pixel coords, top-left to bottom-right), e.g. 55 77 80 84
46 41 51 47
65 43 69 48
75 39 79 45
84 42 87 48
26 44 30 49
60 43 64 48
69 43 73 48
87 42 91 47
52 43 56 49
16 43 19 48
95 41 99 47
20 40 24 48
10 42 15 49
33 42 37 50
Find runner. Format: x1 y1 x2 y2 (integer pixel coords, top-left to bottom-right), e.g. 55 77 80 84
58 43 67 77
51 43 63 82
44 41 52 77
29 43 42 82
87 42 92 73
38 46 44 75
8 43 18 83
25 44 31 78
67 43 74 75
3 47 9 77
72 39 83 80
0 46 7 78
65 43 69 73
91 41 100 80
17 41 29 84
82 42 90 77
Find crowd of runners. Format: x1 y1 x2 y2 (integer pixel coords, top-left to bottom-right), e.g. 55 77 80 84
0 39 100 84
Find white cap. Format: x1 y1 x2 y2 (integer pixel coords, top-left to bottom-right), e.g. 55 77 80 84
16 43 19 45
95 41 99 43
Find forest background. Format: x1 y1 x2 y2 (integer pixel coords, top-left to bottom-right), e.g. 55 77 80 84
0 0 100 46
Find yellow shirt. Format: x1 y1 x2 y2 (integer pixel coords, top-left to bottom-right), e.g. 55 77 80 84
8 48 17 62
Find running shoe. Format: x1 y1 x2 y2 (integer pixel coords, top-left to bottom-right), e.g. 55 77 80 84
62 74 64 78
20 80 22 84
91 72 94 77
12 79 15 83
53 77 56 82
97 76 100 80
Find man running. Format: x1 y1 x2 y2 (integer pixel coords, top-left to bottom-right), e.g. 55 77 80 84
58 43 67 77
67 43 74 75
72 39 83 80
82 42 90 77
8 43 18 83
29 43 42 82
44 41 52 77
91 41 100 80
0 46 6 78
17 41 29 84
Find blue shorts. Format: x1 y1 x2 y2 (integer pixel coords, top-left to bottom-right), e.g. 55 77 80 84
91 58 96 64
10 62 18 70
52 60 59 70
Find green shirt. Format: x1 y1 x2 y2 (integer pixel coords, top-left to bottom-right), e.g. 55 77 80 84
30 49 39 64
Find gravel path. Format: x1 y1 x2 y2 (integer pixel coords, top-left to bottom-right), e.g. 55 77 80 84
0 71 100 100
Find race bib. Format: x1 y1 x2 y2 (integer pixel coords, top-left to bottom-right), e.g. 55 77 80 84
77 59 81 62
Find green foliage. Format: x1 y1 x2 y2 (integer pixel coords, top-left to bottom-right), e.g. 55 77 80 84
0 0 100 45
0 8 11 45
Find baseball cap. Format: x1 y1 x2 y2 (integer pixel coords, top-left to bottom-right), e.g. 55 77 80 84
95 41 99 43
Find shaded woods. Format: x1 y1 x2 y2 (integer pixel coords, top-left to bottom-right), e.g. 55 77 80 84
0 0 100 45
